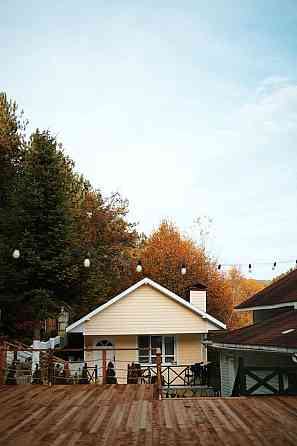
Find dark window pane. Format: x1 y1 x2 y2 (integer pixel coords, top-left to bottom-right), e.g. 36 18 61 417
138 336 150 363
138 336 149 349
164 336 174 356
151 336 162 355
165 356 174 363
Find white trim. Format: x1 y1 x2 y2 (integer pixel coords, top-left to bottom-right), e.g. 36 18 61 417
236 302 297 312
206 341 297 354
66 277 226 332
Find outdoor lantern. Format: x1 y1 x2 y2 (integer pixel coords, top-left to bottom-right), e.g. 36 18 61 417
12 249 20 259
136 260 142 273
84 258 91 268
181 264 187 275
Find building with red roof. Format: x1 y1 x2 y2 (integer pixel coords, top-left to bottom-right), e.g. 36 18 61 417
207 268 297 396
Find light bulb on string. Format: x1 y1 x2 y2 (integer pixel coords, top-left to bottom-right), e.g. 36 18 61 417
136 260 142 273
12 249 20 259
272 261 277 271
248 264 252 274
83 258 91 268
181 264 187 275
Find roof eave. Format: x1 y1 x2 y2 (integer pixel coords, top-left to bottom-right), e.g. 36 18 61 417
66 277 226 333
236 302 297 312
206 340 297 354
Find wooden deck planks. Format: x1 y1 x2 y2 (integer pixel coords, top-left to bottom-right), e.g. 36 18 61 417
1 386 297 445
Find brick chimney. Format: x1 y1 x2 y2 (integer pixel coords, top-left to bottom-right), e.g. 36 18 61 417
189 283 207 312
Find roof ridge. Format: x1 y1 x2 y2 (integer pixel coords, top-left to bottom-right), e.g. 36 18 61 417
236 268 297 309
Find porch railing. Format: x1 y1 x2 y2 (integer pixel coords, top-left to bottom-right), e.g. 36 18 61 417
0 343 220 396
232 357 297 396
139 361 220 396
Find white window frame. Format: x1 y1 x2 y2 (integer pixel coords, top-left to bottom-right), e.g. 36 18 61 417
137 335 177 365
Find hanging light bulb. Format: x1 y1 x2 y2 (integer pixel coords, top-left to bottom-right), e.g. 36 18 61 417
83 258 91 268
181 264 187 275
248 263 252 273
12 249 20 259
136 260 142 273
218 264 222 270
272 261 277 271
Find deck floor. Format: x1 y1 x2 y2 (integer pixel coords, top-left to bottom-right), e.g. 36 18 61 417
1 384 297 445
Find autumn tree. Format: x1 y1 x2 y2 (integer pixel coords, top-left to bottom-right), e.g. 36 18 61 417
73 189 138 315
126 220 233 323
226 267 265 329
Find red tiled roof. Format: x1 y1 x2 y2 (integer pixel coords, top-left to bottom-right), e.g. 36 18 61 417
236 268 297 309
210 310 297 349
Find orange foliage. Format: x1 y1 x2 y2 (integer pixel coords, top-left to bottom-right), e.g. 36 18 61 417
226 267 266 329
127 221 233 324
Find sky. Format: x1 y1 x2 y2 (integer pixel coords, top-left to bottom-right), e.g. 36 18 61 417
1 0 297 279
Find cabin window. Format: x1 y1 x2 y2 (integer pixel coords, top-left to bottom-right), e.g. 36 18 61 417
138 335 176 364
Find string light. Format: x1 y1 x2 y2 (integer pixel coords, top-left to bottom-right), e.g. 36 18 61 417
181 264 187 275
12 249 20 259
136 260 142 273
217 258 297 270
83 258 90 268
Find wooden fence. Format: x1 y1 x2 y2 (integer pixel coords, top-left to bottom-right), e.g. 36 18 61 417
232 357 297 396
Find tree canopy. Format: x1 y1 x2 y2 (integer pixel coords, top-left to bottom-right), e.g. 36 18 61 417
0 92 263 339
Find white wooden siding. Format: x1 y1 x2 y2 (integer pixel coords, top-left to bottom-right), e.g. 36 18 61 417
84 284 209 335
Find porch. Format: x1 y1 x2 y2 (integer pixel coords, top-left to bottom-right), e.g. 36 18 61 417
83 333 208 385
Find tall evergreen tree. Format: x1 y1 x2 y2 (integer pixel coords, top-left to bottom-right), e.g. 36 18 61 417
1 130 82 336
19 130 80 316
0 93 27 335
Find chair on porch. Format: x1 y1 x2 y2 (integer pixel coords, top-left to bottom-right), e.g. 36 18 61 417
127 362 142 384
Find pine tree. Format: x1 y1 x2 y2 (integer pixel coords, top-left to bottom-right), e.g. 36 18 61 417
18 130 80 317
0 93 27 336
1 130 82 335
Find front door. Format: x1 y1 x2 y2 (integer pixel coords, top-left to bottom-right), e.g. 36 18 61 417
94 339 115 382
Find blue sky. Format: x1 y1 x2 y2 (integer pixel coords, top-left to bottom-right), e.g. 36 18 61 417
1 1 297 279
